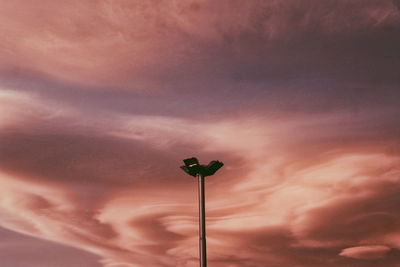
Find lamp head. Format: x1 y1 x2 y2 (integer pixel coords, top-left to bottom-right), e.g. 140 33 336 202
181 157 201 177
183 157 199 168
180 165 198 177
203 160 224 176
180 157 224 177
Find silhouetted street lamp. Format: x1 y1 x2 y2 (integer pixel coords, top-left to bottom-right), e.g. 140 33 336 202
180 157 224 267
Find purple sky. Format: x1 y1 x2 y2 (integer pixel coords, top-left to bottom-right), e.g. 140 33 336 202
1 1 400 266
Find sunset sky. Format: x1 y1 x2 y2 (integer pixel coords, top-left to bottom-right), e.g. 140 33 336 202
1 1 400 266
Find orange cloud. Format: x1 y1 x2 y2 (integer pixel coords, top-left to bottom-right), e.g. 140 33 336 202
1 91 400 266
340 245 391 260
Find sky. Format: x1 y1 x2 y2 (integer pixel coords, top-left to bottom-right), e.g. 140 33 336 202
1 0 400 266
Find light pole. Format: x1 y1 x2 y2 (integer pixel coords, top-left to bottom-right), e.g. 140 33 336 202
197 172 206 266
180 157 224 267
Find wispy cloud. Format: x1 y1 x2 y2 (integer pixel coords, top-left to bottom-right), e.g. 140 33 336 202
1 1 400 266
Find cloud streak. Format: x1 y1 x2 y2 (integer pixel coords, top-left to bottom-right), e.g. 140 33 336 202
0 90 399 266
1 0 400 89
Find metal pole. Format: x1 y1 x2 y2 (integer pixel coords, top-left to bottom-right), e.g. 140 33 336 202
197 173 207 267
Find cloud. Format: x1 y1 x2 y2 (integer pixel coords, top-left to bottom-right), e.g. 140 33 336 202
0 227 100 267
1 90 400 266
1 0 400 90
289 154 400 245
340 245 391 260
1 1 400 266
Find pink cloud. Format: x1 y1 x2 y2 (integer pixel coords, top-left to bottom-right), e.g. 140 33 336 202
340 245 391 260
1 92 400 266
1 0 399 88
1 1 400 266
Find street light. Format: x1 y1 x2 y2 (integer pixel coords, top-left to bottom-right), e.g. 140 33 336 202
180 157 224 267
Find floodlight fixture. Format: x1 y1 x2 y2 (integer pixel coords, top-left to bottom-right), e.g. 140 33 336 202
183 157 200 168
180 157 201 177
203 160 224 176
180 165 197 177
180 157 224 267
